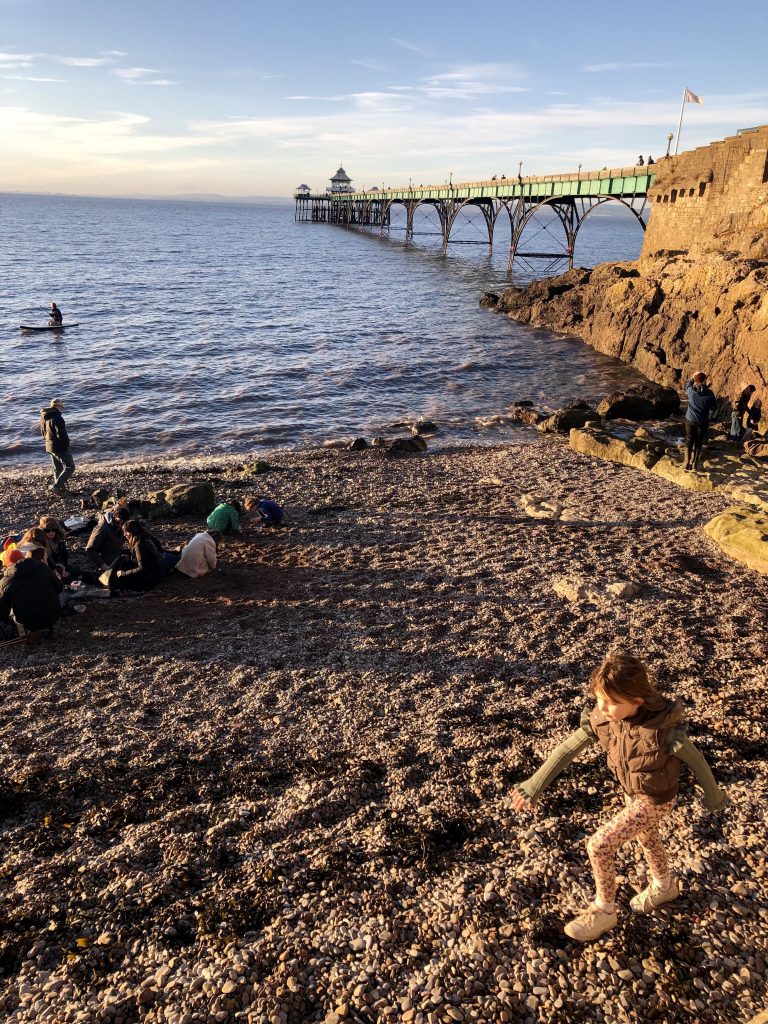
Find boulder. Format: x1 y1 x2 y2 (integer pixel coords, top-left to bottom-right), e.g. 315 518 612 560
348 437 368 451
387 436 428 455
538 406 596 434
704 506 768 574
521 495 562 519
145 481 216 518
411 419 438 435
569 426 665 471
241 460 278 475
597 383 681 421
479 291 500 308
508 402 544 427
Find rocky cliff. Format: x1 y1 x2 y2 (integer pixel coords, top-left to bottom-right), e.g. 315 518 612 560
486 125 768 398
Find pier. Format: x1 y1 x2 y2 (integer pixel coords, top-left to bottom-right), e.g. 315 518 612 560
295 165 655 274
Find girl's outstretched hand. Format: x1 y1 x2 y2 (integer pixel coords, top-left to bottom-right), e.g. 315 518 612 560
510 789 534 813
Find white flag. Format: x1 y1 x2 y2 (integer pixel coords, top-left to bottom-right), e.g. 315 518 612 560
684 87 703 105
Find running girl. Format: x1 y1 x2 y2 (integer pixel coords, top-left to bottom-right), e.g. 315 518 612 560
511 653 727 941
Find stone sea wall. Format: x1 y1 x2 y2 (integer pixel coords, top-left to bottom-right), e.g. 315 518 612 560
484 126 768 399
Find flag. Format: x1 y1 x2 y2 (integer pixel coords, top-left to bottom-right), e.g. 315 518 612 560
684 88 703 105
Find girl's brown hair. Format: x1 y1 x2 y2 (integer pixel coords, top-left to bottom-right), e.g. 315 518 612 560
21 527 48 547
589 653 661 703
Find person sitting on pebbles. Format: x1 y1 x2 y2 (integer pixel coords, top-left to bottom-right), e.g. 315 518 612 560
176 529 222 579
510 652 727 942
207 498 244 534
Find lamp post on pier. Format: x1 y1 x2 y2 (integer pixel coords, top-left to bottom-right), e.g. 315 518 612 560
665 132 674 158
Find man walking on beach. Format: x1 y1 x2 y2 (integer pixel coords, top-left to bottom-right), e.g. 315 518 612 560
39 398 76 494
684 372 717 471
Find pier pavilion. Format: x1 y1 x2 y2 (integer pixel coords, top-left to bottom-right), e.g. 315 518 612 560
295 164 655 274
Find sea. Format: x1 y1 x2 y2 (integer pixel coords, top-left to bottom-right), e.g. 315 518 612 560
1 193 649 465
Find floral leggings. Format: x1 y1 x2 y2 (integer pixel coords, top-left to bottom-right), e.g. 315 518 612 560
586 795 676 904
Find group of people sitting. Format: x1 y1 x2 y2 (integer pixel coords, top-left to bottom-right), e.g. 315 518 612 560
0 494 283 641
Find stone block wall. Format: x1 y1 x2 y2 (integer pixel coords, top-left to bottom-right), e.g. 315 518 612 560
642 125 768 262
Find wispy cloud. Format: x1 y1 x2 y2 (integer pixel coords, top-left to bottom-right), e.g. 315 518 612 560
58 56 115 67
350 58 387 72
583 61 675 72
0 51 35 68
1 74 65 83
390 37 430 58
421 63 528 100
113 66 176 86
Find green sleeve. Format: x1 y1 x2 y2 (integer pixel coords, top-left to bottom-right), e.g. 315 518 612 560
670 731 729 810
515 725 595 805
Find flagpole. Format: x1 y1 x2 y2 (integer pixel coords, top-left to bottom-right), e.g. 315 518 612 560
674 87 687 155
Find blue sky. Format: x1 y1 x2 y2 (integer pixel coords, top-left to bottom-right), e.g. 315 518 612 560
2 0 767 196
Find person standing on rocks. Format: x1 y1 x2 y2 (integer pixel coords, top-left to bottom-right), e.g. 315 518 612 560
39 398 76 495
731 384 756 440
510 653 727 942
683 372 717 471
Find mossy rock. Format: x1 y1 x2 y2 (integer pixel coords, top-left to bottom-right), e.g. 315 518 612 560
704 506 768 574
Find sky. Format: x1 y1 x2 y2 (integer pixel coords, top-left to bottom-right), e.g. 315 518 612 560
2 0 767 197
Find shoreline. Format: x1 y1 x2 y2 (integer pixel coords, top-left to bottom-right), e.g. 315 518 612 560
1 437 766 1023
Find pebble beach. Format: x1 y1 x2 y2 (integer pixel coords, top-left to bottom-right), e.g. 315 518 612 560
1 438 766 1024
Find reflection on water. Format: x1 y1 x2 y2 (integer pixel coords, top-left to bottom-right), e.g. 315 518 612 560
1 194 648 463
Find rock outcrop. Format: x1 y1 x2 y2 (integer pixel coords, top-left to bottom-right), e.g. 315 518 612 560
488 126 768 400
493 254 768 400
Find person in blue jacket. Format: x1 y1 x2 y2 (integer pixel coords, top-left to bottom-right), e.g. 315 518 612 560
684 372 717 471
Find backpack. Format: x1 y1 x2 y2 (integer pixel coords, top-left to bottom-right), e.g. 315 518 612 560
257 499 284 526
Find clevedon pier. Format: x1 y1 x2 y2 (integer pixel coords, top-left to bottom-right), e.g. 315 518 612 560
295 165 656 274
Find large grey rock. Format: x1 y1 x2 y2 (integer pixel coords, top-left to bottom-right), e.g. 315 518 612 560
538 405 596 434
146 481 216 518
597 383 680 420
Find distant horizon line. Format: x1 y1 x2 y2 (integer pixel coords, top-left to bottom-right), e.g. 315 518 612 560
0 190 296 205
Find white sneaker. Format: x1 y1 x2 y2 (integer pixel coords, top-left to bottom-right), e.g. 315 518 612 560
564 903 618 942
630 878 680 914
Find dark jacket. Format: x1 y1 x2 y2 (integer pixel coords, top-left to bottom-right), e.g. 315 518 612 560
46 537 69 570
39 407 70 454
0 559 63 630
736 388 755 419
121 536 164 585
589 698 684 805
685 379 717 427
85 513 125 567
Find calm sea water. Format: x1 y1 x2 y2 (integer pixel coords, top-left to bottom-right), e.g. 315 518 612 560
1 193 649 464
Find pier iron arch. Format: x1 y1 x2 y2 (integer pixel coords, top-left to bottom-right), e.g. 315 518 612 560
304 173 653 277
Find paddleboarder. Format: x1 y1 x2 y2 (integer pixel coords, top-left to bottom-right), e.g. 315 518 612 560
48 302 63 326
39 398 76 495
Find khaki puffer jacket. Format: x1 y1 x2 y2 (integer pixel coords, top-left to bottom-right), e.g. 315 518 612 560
588 698 684 804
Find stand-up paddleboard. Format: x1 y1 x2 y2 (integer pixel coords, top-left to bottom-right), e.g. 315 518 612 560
19 324 79 332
